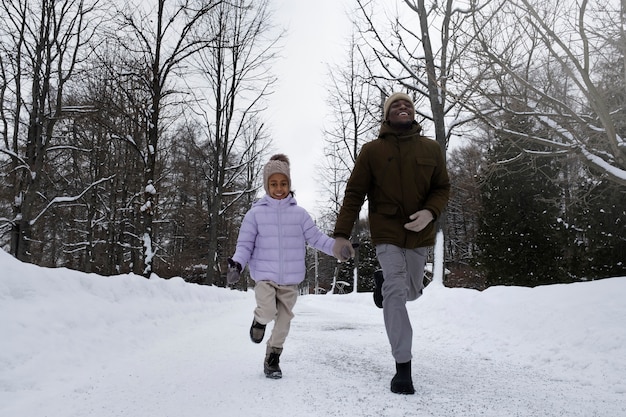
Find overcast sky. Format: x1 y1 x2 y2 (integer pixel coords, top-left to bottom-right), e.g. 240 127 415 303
266 0 353 219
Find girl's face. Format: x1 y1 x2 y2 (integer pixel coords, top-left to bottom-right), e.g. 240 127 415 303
267 173 290 200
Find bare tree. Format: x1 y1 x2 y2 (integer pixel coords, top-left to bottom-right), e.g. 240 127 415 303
189 0 280 285
319 32 381 292
444 142 483 286
155 121 211 279
463 0 626 186
111 0 222 276
67 45 161 275
320 33 380 216
0 0 103 262
353 1 482 148
352 0 481 283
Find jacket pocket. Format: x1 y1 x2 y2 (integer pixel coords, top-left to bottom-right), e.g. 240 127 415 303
414 157 437 184
415 157 437 167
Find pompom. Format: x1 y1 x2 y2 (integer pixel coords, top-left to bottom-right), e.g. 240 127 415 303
270 153 290 165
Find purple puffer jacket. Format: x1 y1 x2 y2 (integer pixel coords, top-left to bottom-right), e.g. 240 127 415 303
231 194 335 286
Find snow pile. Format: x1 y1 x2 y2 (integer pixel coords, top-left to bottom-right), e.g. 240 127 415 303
1 249 625 417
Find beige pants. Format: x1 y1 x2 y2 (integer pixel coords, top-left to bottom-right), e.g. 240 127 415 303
254 281 298 349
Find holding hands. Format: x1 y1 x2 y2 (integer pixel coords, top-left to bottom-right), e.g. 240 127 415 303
332 237 355 262
227 258 242 284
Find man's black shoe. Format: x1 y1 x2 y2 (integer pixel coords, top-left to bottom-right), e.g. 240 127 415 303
373 270 384 308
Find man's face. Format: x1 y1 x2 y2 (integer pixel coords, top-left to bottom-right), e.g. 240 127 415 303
387 99 414 127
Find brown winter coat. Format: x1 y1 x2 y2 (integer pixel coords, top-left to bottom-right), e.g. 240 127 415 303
333 121 450 248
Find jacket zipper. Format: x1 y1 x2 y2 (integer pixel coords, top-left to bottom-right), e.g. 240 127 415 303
277 203 284 284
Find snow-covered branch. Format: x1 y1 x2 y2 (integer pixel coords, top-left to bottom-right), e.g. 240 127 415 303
30 176 115 226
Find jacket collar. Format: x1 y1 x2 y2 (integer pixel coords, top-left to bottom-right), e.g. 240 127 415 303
378 120 422 141
254 193 296 208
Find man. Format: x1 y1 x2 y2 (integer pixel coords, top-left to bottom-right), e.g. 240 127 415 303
332 92 450 394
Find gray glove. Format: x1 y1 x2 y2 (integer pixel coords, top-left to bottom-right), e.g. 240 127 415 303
404 209 434 233
227 258 242 284
332 237 355 262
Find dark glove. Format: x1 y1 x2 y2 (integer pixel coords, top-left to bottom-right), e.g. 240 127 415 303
227 258 242 284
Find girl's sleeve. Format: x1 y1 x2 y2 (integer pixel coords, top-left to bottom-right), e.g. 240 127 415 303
231 210 257 267
301 210 335 256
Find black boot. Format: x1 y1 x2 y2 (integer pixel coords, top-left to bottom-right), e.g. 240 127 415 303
373 270 384 308
264 347 283 379
390 361 415 394
250 319 266 344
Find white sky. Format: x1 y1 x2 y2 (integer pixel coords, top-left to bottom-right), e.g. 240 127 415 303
266 0 353 218
2 248 625 416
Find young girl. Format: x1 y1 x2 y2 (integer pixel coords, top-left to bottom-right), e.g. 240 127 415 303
226 154 343 379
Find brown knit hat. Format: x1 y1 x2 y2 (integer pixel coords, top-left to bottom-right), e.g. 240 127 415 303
383 92 415 120
263 154 291 194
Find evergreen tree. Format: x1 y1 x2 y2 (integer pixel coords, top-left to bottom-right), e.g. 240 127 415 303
573 52 626 279
333 218 379 293
567 179 626 279
476 118 566 287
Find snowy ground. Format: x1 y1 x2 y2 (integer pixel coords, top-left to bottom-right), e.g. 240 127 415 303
1 249 625 417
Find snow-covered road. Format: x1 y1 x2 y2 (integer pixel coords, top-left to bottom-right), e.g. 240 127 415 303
1 251 625 416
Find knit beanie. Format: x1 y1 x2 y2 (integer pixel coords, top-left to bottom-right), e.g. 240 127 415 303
263 154 291 194
383 92 415 120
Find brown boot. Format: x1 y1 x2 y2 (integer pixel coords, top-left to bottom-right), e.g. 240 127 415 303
264 347 283 379
249 319 266 344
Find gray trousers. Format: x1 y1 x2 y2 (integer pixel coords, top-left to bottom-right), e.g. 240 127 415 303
375 244 427 363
